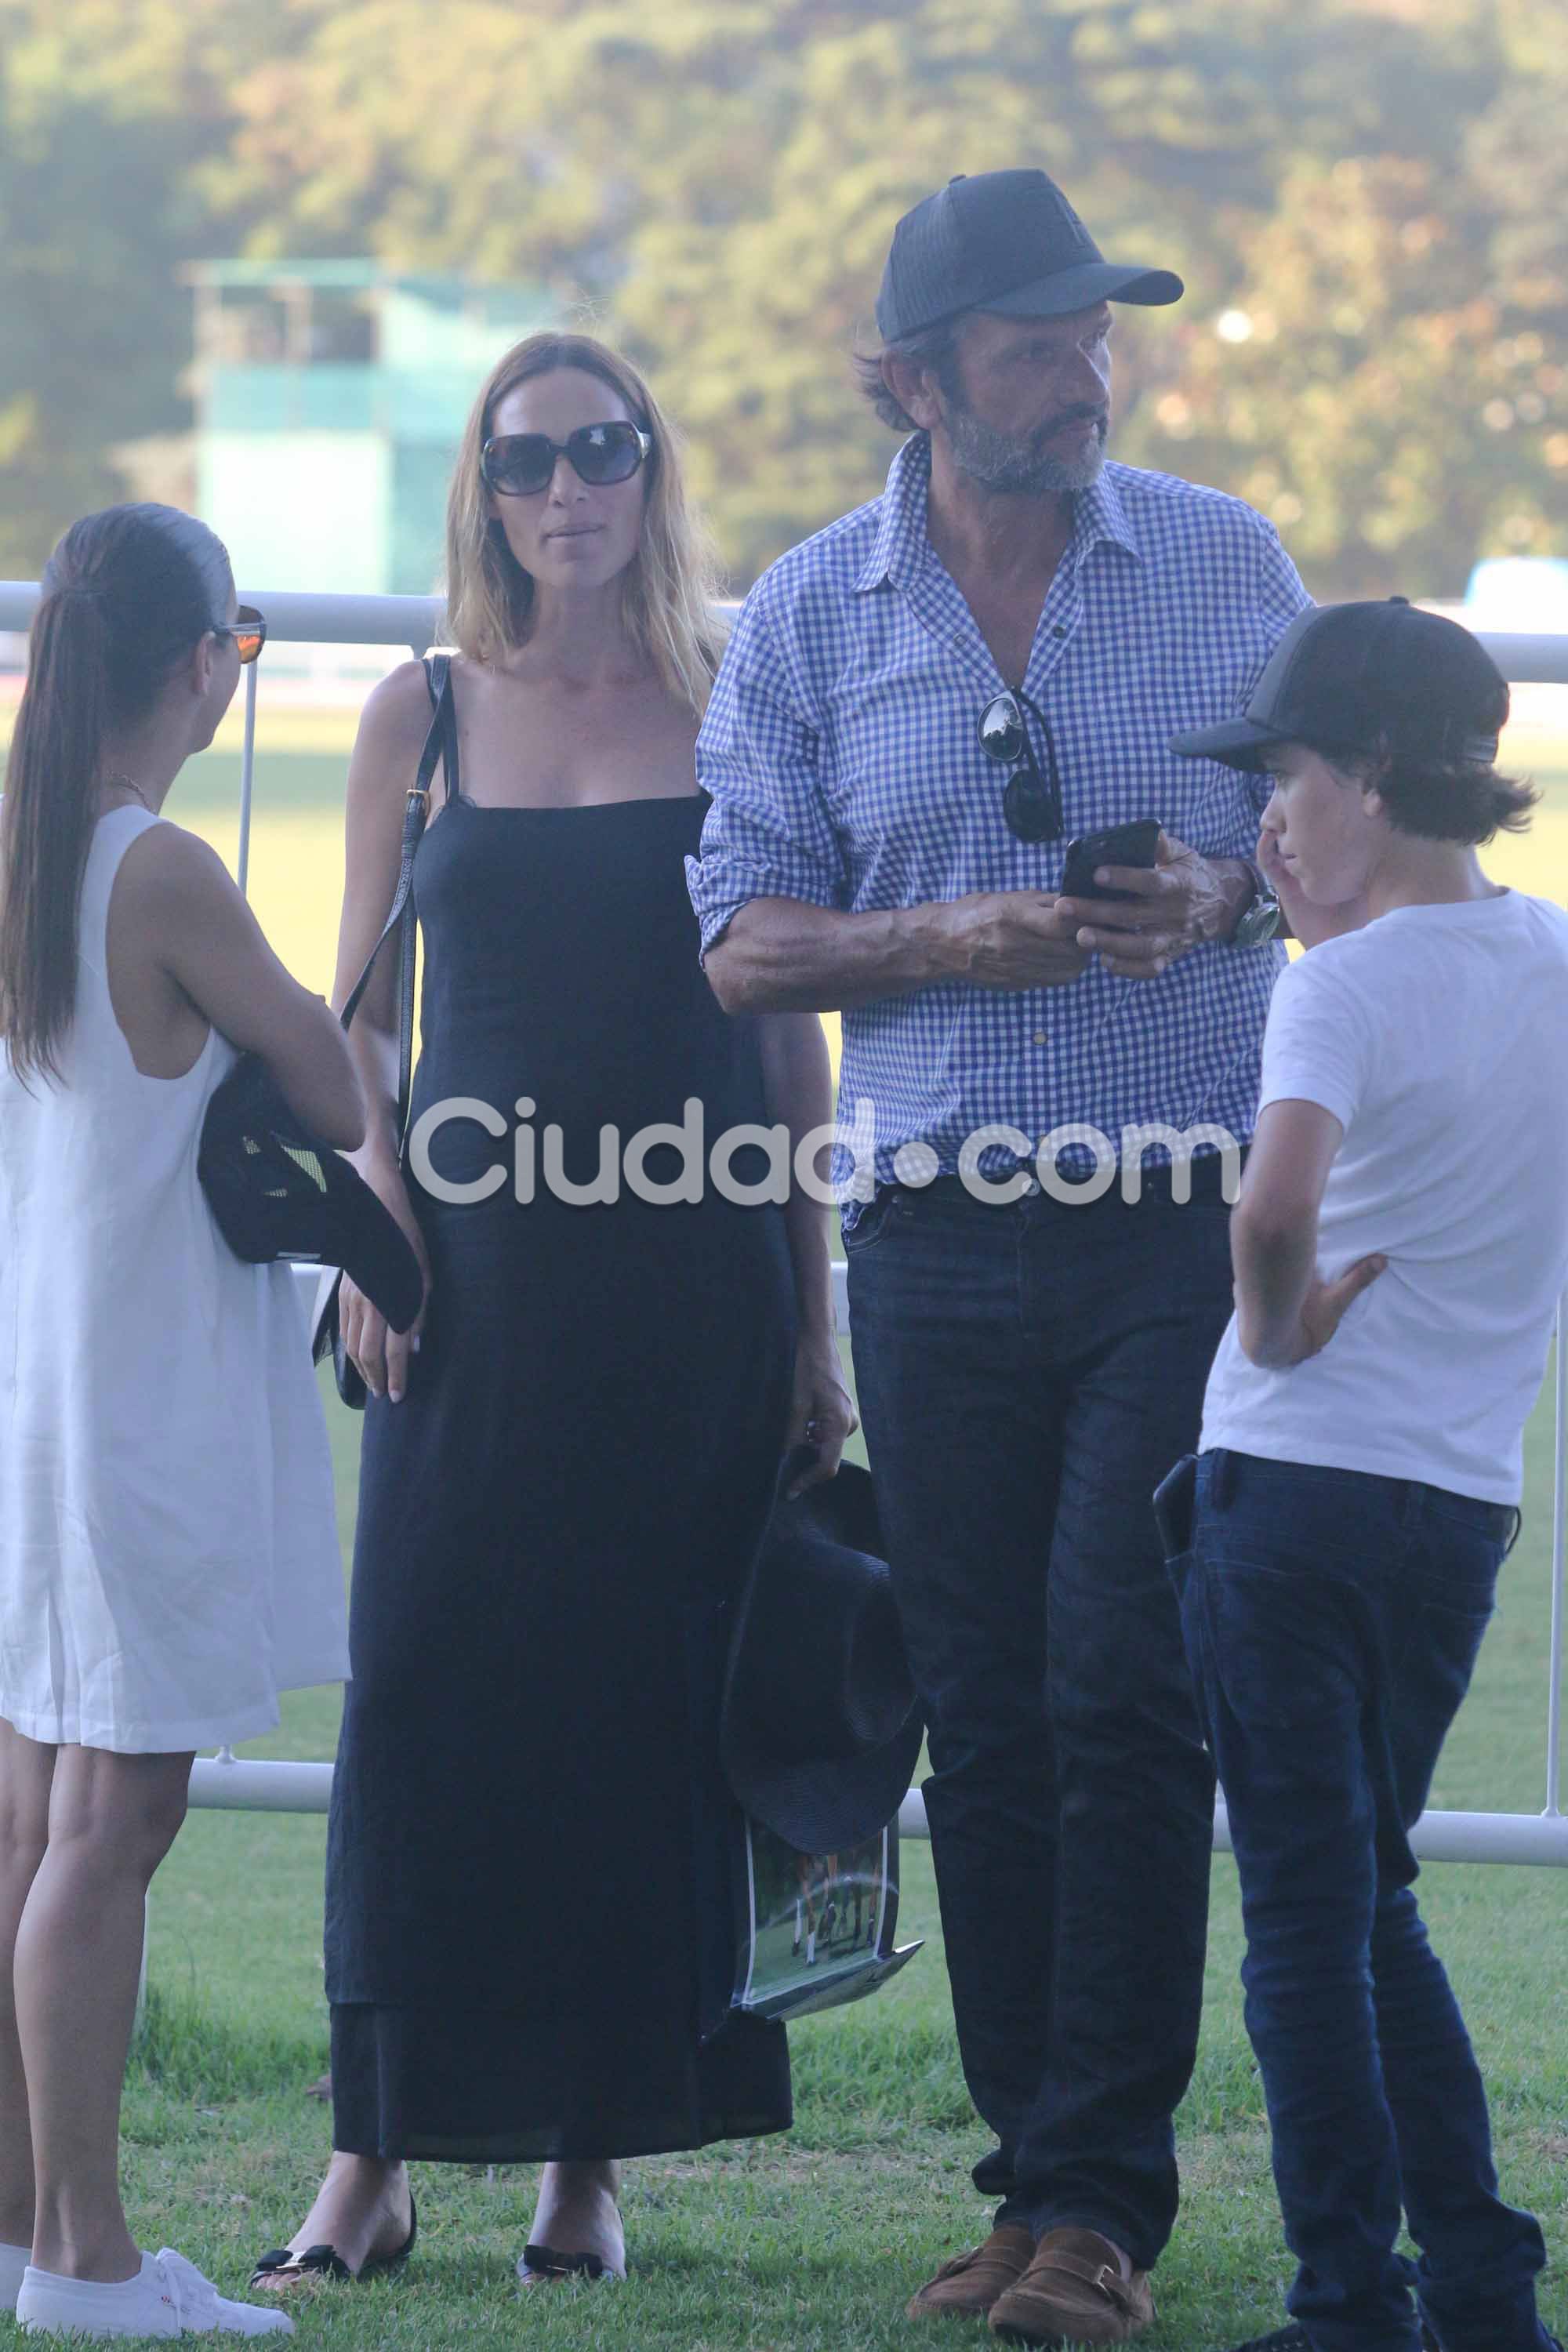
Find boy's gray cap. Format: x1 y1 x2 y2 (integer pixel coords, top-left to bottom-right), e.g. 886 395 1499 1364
877 169 1184 341
1171 599 1509 774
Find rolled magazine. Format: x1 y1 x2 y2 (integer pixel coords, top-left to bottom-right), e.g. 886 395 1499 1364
732 1820 922 2023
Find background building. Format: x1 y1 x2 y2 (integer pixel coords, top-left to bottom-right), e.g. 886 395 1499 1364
187 262 550 595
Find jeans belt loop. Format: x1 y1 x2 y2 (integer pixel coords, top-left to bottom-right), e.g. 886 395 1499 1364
1211 1446 1236 1511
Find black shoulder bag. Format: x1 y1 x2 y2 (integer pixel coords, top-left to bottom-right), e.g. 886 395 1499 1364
313 652 456 1408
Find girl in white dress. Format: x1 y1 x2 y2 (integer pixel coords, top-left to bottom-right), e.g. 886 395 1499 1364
0 503 361 2339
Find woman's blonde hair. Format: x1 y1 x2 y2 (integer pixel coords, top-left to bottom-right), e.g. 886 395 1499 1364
444 332 727 715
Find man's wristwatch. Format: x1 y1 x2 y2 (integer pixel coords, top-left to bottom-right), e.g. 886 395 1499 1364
1229 858 1283 948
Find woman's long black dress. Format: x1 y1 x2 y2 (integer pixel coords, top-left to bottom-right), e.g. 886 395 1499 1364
324 738 797 2161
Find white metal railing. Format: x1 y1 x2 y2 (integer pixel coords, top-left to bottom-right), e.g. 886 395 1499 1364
6 581 1568 1862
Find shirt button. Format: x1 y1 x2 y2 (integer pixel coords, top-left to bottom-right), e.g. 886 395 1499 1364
1033 1031 1046 1044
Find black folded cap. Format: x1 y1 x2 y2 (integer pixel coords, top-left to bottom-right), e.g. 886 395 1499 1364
198 1052 424 1330
722 1457 924 1856
1171 600 1509 774
877 169 1183 342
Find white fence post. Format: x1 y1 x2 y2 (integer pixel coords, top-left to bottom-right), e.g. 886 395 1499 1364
1547 1308 1566 1820
236 659 259 900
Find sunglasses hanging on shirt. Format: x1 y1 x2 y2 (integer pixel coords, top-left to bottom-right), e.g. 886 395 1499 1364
977 690 1065 844
481 421 654 498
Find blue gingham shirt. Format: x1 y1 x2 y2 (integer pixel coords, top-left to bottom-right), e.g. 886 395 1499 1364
687 437 1310 1218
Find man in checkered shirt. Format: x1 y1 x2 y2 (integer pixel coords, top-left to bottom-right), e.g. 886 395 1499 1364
688 168 1309 2343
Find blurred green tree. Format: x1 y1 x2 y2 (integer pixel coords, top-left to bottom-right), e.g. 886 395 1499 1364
206 0 1565 592
2 0 1563 592
0 98 192 569
1157 2 1567 591
0 0 272 572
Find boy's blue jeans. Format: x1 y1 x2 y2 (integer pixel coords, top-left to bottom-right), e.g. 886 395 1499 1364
1158 1447 1550 2352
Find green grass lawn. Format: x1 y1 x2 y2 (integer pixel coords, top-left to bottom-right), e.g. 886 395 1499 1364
76 1361 1568 2351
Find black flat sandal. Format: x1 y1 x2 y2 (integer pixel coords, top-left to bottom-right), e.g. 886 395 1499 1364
516 2242 615 2285
251 2194 417 2290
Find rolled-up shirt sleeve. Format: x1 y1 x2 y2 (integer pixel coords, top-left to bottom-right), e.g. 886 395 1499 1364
686 589 848 959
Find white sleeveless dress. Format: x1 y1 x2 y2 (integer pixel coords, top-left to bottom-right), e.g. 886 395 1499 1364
0 806 350 1752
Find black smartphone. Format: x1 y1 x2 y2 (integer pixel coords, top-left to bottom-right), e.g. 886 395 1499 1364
1059 818 1163 902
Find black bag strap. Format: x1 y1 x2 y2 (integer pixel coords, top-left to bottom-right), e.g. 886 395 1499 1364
337 652 452 1141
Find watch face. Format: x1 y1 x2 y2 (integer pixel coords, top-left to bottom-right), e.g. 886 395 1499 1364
1236 897 1283 946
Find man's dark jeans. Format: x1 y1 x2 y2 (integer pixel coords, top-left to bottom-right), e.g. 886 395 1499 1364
1160 1446 1550 2352
844 1171 1232 2265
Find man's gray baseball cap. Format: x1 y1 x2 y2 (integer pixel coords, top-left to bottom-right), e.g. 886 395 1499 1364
876 169 1184 342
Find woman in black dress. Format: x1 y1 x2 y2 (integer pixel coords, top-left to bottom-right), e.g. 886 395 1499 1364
256 334 855 2290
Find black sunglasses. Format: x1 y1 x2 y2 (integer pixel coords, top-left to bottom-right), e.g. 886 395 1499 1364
481 421 653 498
213 604 266 664
977 690 1064 843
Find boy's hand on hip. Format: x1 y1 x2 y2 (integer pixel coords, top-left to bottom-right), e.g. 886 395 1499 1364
1250 1255 1388 1369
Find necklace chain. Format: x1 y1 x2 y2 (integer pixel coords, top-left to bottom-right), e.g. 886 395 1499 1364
103 771 152 809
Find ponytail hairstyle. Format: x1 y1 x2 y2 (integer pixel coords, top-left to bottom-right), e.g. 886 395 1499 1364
1334 670 1537 846
443 332 728 716
1367 750 1537 846
0 503 234 1085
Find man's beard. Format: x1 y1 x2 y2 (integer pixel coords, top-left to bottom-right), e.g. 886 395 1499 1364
939 391 1109 495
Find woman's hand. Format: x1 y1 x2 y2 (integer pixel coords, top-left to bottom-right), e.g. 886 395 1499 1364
785 1334 858 1497
341 1159 433 1403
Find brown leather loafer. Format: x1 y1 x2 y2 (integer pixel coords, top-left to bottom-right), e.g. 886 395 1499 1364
906 2224 1036 2321
988 2227 1154 2345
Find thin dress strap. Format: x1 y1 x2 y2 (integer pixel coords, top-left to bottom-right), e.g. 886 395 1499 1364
423 653 459 804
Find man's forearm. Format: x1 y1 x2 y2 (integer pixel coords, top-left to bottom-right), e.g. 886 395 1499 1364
706 896 960 1014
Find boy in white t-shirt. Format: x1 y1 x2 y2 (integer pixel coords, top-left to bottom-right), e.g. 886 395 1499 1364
1160 600 1568 2352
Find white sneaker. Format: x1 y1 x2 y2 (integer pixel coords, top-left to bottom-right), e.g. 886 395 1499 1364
17 2248 296 2337
0 2240 31 2308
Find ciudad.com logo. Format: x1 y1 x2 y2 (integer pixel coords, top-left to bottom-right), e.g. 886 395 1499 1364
406 1094 1242 1210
